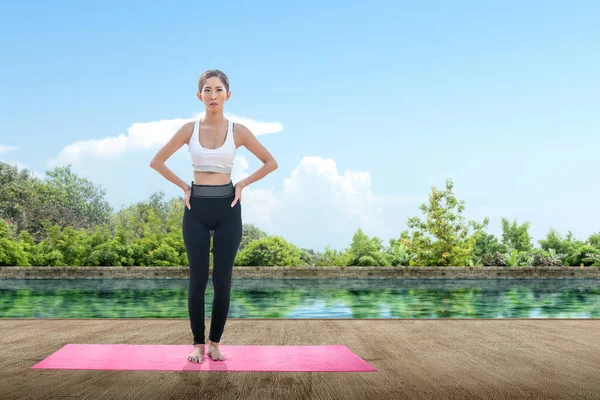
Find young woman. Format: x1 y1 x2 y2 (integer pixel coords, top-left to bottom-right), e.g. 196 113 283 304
150 69 278 364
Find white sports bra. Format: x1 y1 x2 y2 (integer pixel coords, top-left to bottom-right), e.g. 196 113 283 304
189 118 236 173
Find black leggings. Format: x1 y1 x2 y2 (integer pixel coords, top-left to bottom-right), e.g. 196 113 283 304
182 181 242 345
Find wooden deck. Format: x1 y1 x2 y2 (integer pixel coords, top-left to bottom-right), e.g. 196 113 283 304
1 319 599 399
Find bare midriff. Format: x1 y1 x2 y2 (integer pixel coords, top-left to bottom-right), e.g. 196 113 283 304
193 171 232 186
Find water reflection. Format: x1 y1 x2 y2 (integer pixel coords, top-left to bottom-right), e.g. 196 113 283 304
1 278 599 319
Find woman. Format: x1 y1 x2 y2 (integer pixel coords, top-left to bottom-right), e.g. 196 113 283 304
150 69 278 364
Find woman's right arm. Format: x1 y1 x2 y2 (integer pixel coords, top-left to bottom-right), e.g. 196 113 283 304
149 121 193 192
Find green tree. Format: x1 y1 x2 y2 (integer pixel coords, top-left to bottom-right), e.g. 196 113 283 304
587 232 600 249
45 225 90 266
471 231 508 262
406 178 489 266
235 236 302 266
341 228 391 266
298 248 316 266
240 223 268 252
570 245 600 267
314 245 346 266
0 219 29 266
41 165 113 230
386 232 417 266
0 162 39 234
501 218 533 252
537 228 585 265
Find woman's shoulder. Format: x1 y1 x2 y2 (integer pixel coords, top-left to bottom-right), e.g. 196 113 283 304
232 122 253 138
176 121 195 146
232 121 251 147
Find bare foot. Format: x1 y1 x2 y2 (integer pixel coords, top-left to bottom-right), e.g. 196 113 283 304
207 341 225 361
187 344 205 363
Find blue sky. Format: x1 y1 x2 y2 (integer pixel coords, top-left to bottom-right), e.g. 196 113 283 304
1 0 599 252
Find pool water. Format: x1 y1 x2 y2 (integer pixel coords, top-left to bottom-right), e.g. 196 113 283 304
1 278 599 319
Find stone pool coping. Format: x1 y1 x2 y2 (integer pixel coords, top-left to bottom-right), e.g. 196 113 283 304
0 266 598 279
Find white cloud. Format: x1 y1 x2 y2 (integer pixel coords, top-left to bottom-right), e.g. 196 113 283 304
222 113 282 137
48 112 283 167
0 145 19 153
239 156 425 251
231 154 250 183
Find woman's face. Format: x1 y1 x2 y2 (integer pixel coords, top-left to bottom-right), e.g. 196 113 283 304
198 76 230 111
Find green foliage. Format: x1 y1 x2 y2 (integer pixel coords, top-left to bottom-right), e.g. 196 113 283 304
472 231 508 260
0 219 29 266
86 239 123 266
386 235 417 266
587 232 600 248
537 228 585 265
340 228 392 266
42 165 113 229
0 163 38 233
148 243 180 266
0 163 112 241
240 224 268 252
298 248 316 266
582 252 600 266
1 161 599 267
406 178 489 266
501 218 533 252
503 249 530 267
314 246 346 266
571 245 600 267
529 248 567 267
235 236 302 266
482 251 507 267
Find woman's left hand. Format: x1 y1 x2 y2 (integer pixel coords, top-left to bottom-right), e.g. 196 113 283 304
231 182 244 207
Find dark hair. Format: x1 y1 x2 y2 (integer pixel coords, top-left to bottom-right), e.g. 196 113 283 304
198 69 230 93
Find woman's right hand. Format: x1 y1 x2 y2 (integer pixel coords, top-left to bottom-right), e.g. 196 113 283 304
184 184 192 209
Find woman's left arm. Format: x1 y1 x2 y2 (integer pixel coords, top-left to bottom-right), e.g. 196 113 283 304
231 124 278 207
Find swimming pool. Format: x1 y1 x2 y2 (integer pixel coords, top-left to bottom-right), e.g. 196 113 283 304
1 278 598 318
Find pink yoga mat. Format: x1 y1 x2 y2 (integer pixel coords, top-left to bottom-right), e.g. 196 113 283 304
31 344 377 372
